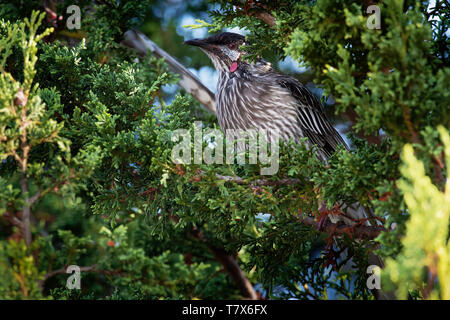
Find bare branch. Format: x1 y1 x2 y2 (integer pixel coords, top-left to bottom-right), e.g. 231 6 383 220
299 215 386 240
122 29 216 114
252 11 276 27
28 190 42 205
238 0 276 27
40 264 124 290
209 246 258 300
20 172 32 247
2 211 24 228
42 264 98 282
190 228 258 300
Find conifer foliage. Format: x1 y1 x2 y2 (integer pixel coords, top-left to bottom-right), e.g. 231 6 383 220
0 0 448 300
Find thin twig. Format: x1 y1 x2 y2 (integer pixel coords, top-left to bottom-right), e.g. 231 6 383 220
215 174 301 186
122 29 216 114
43 264 98 282
28 190 42 205
39 264 124 290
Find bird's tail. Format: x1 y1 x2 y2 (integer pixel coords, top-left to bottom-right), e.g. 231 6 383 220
328 202 394 299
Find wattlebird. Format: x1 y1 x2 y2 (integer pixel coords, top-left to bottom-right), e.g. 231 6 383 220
185 32 347 163
185 32 391 299
184 32 370 223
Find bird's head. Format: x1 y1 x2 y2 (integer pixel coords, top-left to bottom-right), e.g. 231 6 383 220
185 32 246 73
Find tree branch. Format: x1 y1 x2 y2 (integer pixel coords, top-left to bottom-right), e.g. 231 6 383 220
190 228 258 300
251 11 276 27
29 190 42 206
238 0 276 27
42 264 98 282
215 174 301 187
299 215 386 240
122 29 216 114
209 246 258 299
20 173 32 246
2 211 24 229
39 263 124 290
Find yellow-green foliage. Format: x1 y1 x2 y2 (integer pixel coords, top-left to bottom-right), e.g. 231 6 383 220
0 240 45 299
383 126 450 299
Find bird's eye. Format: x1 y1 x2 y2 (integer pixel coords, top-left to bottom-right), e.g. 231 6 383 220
228 43 237 50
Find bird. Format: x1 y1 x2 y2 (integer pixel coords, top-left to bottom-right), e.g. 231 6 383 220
184 32 369 223
184 32 347 164
185 32 390 299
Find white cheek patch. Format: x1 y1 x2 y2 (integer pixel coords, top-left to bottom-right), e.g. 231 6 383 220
222 46 240 62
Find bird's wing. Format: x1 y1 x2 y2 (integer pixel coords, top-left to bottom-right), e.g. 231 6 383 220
278 77 348 158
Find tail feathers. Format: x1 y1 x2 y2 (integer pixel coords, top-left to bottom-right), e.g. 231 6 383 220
327 201 395 299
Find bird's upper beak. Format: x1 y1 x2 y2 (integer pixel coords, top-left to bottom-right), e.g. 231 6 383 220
184 38 211 50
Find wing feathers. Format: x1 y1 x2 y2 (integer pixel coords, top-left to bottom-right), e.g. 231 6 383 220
278 76 348 158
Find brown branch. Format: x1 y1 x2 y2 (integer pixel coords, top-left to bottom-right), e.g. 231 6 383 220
299 215 386 240
238 0 276 27
19 89 32 246
20 174 32 246
167 212 258 299
215 174 301 187
432 152 445 186
42 264 98 282
14 88 35 246
39 263 124 289
420 253 439 300
29 190 42 206
398 99 420 144
2 211 24 229
209 246 258 300
190 228 258 300
252 11 276 27
122 29 216 114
